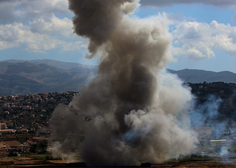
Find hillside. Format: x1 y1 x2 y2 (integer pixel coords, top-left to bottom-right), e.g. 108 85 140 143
1 59 236 95
168 69 236 83
3 59 97 71
0 61 95 95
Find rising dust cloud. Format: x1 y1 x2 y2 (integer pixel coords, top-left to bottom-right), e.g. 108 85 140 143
48 0 198 166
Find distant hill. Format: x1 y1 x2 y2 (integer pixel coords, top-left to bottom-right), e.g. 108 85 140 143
0 74 44 95
169 69 236 83
1 59 236 95
3 59 97 71
0 61 96 95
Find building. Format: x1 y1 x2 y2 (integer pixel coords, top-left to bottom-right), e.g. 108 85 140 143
18 144 30 152
0 123 7 129
6 141 21 149
20 128 28 133
0 129 15 134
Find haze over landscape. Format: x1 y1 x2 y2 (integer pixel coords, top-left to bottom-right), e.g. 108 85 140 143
1 59 236 96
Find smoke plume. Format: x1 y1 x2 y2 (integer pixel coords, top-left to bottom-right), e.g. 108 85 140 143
48 0 198 166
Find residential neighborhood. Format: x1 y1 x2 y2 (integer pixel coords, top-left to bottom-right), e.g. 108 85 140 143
0 83 235 160
0 91 78 157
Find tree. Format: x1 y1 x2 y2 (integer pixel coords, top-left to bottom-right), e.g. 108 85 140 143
29 144 37 153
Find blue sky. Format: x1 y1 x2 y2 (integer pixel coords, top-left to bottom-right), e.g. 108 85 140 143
0 0 236 72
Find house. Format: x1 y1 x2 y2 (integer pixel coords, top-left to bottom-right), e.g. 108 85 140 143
0 129 15 134
26 140 36 145
0 123 7 129
41 109 46 113
20 128 28 133
6 141 21 149
0 141 30 153
17 144 30 152
0 142 7 148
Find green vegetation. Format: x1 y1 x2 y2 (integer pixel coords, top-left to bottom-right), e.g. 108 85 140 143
29 154 60 160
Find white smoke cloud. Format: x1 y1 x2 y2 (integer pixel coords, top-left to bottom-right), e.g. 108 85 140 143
48 0 198 166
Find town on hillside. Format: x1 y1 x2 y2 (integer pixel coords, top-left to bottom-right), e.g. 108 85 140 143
0 82 236 160
0 91 77 158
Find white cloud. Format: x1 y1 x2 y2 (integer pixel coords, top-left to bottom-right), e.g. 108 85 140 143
0 22 59 52
0 0 70 24
152 12 185 27
186 48 210 60
0 1 17 24
154 13 236 61
214 34 236 55
62 41 88 51
0 0 88 53
140 0 236 21
172 21 216 60
30 14 75 38
140 0 236 8
1 0 236 61
0 22 86 53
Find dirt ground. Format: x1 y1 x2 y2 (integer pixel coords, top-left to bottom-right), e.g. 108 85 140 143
0 157 82 167
0 157 236 168
152 161 236 168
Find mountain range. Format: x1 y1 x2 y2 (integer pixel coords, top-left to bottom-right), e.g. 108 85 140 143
0 59 236 95
0 60 96 95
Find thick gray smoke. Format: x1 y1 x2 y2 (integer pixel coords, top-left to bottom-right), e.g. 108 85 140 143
48 0 198 166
